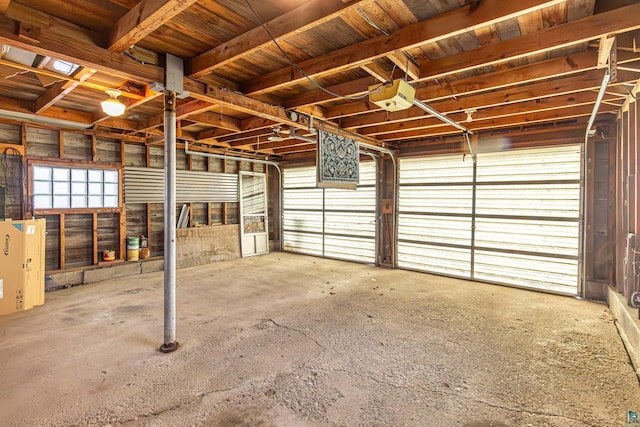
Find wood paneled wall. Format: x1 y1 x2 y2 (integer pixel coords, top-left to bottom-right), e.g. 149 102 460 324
0 121 256 272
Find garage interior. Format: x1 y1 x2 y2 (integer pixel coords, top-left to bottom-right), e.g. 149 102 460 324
1 0 640 425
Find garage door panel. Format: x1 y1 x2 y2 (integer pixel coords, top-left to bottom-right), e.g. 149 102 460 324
398 214 471 246
398 186 473 214
283 162 376 264
400 155 473 184
283 231 323 256
474 250 578 293
476 146 581 181
325 212 375 236
398 242 471 277
325 235 375 263
283 188 323 210
325 187 375 211
476 184 580 217
475 218 579 256
398 145 581 294
283 211 323 233
283 166 317 187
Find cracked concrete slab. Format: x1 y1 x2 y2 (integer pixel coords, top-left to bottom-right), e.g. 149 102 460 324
0 253 638 426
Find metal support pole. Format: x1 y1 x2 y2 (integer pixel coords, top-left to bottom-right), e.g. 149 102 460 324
160 90 179 353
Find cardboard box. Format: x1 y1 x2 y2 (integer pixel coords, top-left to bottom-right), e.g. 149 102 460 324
0 219 46 316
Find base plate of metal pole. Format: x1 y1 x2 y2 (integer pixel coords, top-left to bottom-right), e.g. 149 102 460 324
159 341 180 353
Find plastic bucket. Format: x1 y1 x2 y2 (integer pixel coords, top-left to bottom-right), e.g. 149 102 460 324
126 236 140 261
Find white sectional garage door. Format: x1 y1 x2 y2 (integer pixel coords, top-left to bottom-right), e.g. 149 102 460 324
398 145 581 295
398 154 474 278
283 162 377 263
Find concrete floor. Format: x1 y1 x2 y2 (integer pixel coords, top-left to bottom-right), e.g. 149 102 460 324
0 253 638 427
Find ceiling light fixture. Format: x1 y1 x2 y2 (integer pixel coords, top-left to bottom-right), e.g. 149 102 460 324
268 126 285 141
101 89 126 117
465 108 476 123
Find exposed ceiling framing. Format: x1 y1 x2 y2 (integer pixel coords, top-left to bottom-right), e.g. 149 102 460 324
0 0 637 159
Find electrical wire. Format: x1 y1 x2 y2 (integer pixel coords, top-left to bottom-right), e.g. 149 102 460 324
244 0 390 101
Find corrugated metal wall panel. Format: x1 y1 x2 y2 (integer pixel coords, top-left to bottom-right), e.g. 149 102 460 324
124 167 238 204
282 162 376 264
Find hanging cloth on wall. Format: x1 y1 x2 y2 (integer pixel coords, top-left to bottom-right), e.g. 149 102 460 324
316 130 359 190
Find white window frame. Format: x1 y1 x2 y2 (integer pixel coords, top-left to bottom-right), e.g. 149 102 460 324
32 165 120 211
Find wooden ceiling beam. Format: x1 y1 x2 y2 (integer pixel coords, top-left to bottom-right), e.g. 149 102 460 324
185 112 241 132
361 61 394 83
293 49 640 115
272 143 316 155
418 2 640 82
0 95 93 124
387 50 419 80
241 0 565 95
34 67 97 113
377 103 618 142
0 16 163 84
336 70 637 129
360 92 624 137
327 51 602 119
137 99 215 130
108 0 200 53
187 0 378 78
0 1 10 15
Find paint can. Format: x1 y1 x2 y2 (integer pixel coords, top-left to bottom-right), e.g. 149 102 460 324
126 236 140 261
102 250 115 262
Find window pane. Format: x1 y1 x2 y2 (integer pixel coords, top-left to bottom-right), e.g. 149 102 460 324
33 195 52 209
88 196 102 208
53 182 70 195
71 169 87 182
53 168 70 181
33 181 51 195
53 196 70 208
71 182 86 195
33 166 51 181
71 195 87 208
88 183 102 195
104 196 118 208
104 170 118 183
88 170 102 182
104 183 118 196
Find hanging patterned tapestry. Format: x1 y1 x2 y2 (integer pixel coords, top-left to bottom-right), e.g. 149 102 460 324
316 130 359 189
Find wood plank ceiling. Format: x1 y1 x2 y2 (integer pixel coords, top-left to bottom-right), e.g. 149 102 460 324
0 0 638 160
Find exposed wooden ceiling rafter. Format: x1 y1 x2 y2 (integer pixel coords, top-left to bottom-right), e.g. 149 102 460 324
108 0 200 52
241 0 566 95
